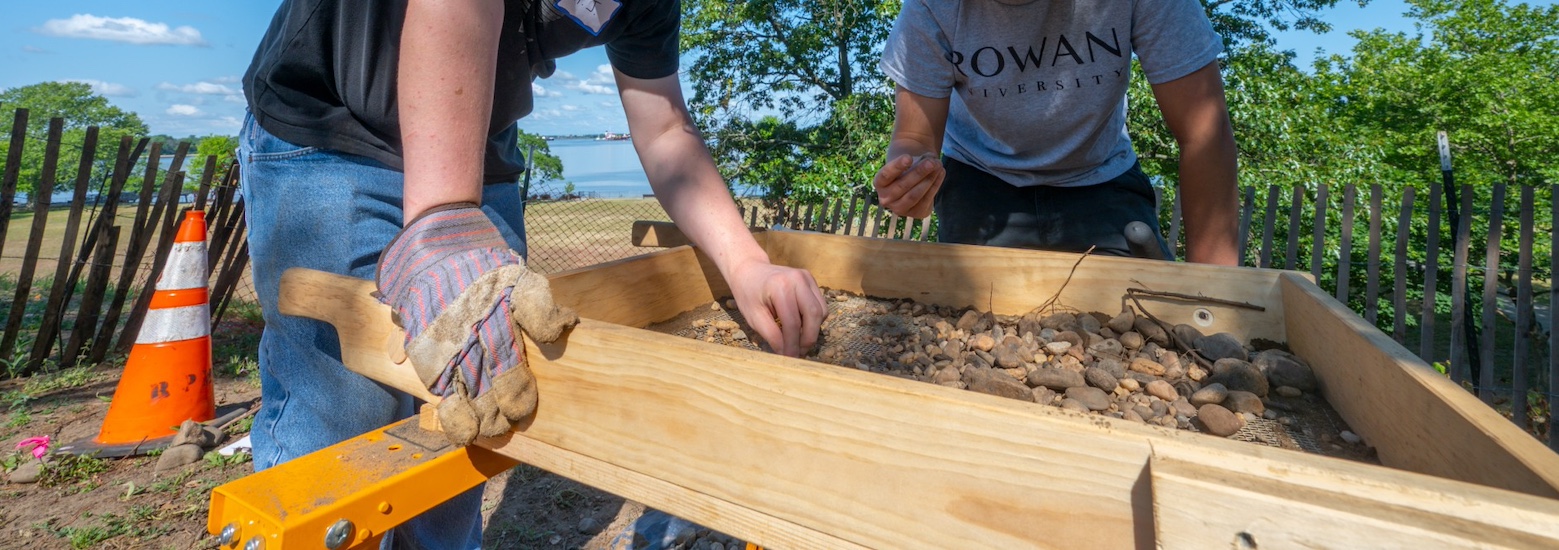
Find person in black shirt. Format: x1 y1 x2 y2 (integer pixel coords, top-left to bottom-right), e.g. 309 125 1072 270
239 2 826 547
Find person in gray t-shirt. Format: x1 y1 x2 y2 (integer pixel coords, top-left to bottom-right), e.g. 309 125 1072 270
873 0 1239 264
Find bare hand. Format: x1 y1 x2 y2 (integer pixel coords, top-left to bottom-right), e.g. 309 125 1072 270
727 260 827 357
873 153 944 219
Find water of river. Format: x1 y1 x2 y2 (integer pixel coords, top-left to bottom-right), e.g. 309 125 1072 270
543 139 652 198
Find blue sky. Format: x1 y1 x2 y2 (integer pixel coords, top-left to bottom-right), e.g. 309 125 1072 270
0 1 1535 137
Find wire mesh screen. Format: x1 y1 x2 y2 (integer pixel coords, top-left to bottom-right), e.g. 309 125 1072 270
523 197 776 274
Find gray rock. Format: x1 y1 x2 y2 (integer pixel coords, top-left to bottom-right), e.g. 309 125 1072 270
1254 350 1319 392
993 341 1026 369
1145 380 1179 402
1133 318 1171 346
1041 313 1077 330
1340 430 1363 445
1194 333 1248 362
1190 383 1229 407
1196 405 1243 437
1031 386 1057 405
1118 331 1145 350
1132 405 1156 420
578 517 599 534
171 419 225 449
1107 310 1136 334
1027 368 1086 391
1208 361 1270 397
1084 367 1119 392
1223 391 1265 415
1043 341 1073 356
1095 357 1127 379
7 461 42 484
1065 386 1112 411
155 443 205 475
1211 358 1249 376
1262 410 1280 420
1149 399 1170 418
955 310 983 331
1053 331 1083 348
1122 409 1144 423
1077 314 1102 334
1275 385 1303 398
1172 324 1205 350
1172 380 1200 400
963 367 1032 401
1171 397 1198 418
1059 398 1091 413
1088 339 1126 359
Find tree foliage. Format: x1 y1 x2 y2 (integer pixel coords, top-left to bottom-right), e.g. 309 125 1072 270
0 82 148 203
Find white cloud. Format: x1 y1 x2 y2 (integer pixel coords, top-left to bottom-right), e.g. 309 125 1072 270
22 45 50 54
561 104 582 112
224 94 247 104
564 64 618 95
210 75 242 84
38 14 207 46
215 116 243 129
166 104 202 116
530 109 564 120
157 81 237 95
532 83 562 98
63 79 136 97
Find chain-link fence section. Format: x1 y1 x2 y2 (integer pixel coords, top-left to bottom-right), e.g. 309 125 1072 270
524 197 776 274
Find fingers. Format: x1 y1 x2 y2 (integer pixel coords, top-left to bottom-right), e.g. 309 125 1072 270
771 284 804 357
876 155 945 217
744 306 786 357
731 264 827 358
796 272 827 352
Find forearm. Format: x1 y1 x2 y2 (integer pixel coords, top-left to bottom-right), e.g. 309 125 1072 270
636 120 770 276
1177 127 1239 265
398 0 503 223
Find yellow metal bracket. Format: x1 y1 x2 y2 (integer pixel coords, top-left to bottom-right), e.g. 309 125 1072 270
206 417 517 549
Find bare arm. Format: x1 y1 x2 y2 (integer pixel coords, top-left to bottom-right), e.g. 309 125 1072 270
875 86 950 218
1151 61 1239 265
616 69 826 356
399 0 503 223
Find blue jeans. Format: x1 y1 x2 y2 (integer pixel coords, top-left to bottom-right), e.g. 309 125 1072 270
239 114 526 549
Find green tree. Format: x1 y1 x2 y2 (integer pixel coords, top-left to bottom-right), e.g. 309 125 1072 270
0 82 148 204
187 134 239 192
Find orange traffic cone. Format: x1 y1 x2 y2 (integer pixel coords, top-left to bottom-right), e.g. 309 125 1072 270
61 210 215 457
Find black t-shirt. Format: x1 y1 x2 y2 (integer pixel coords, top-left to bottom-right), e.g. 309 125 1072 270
244 0 681 182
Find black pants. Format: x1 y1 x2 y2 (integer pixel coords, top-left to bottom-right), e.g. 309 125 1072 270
934 158 1173 259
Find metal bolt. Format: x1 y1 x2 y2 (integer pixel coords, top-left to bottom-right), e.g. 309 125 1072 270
244 537 263 550
324 519 355 549
217 523 237 546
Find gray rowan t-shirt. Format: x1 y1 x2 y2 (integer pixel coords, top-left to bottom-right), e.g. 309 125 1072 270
881 0 1222 188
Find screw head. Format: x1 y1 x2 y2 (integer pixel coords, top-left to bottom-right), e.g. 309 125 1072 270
324 519 355 549
243 536 263 550
217 523 237 546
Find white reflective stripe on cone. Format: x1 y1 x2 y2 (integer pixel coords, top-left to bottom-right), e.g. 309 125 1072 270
135 304 211 344
156 242 208 291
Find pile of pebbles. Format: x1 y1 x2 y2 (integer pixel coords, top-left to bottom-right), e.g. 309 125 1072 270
678 290 1362 447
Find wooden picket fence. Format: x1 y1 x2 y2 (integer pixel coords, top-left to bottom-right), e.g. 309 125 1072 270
0 109 250 377
765 178 1557 449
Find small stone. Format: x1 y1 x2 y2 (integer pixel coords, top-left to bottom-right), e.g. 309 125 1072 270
1340 430 1363 445
1077 314 1102 334
578 517 599 534
956 310 983 331
1187 365 1207 381
1065 386 1112 411
1027 368 1086 391
1133 318 1170 346
1254 350 1319 392
155 443 205 475
970 333 996 352
713 320 740 331
1262 410 1279 420
1095 357 1127 378
1171 397 1197 418
1041 313 1078 330
724 299 738 310
1223 391 1265 415
1031 386 1056 405
171 419 225 449
1118 331 1145 350
1122 409 1144 423
1154 415 1179 428
1190 383 1229 407
1088 339 1126 359
1084 367 1119 392
1131 404 1156 420
1172 324 1205 350
993 342 1026 369
1053 331 1084 349
731 330 748 341
1059 398 1090 413
931 366 961 385
1107 310 1136 334
1196 405 1243 437
1275 386 1303 398
1128 357 1166 377
1207 361 1269 397
692 318 710 328
1145 380 1178 402
1194 333 1248 362
1117 377 1141 392
7 461 42 484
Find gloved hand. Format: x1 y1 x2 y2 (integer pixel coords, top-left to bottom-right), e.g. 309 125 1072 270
377 203 578 446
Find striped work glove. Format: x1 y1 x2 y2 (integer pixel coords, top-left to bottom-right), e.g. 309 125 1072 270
376 203 578 446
